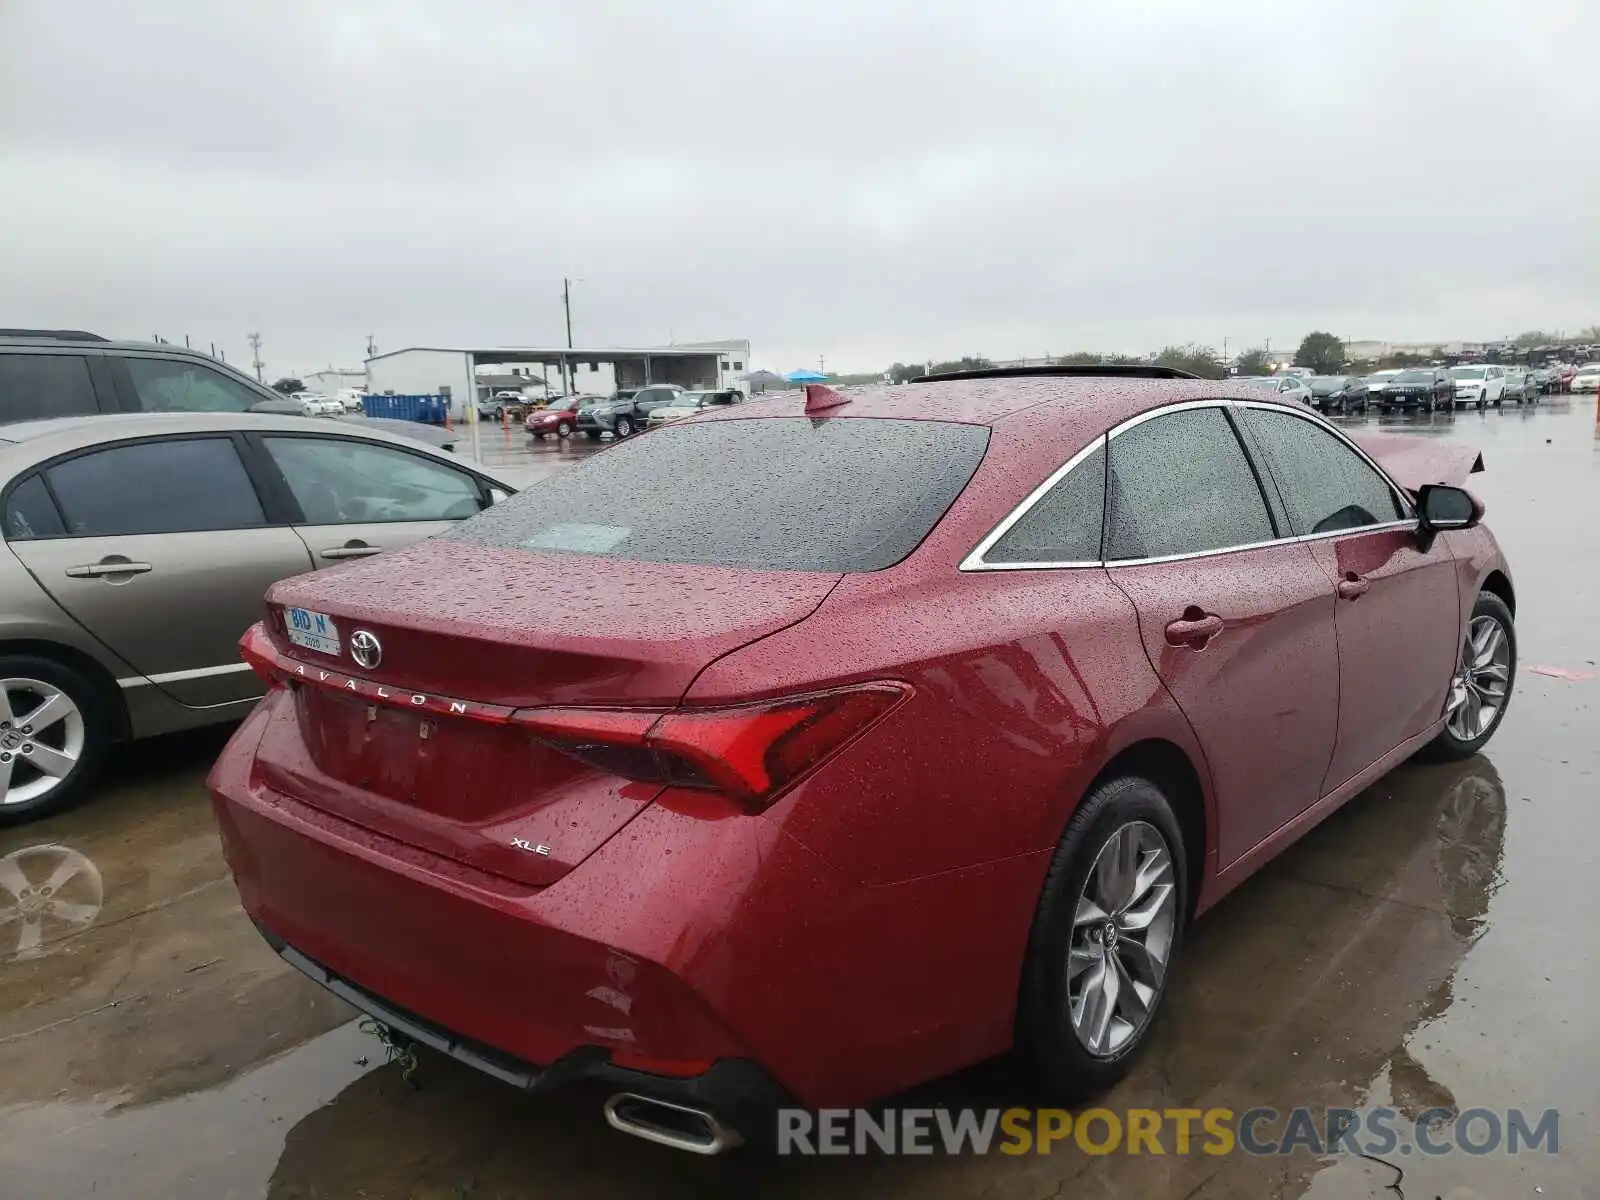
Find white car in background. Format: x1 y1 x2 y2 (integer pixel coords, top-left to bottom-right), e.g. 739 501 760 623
644 389 744 427
1446 365 1506 409
1570 363 1600 392
296 395 342 419
1239 375 1314 405
337 388 367 413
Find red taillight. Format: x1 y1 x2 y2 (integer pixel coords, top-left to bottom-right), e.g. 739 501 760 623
239 622 280 685
513 683 911 813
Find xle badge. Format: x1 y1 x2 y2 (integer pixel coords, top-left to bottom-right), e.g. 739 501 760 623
512 838 552 856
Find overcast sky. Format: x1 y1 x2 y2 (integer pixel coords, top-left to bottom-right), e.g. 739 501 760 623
3 1 1598 376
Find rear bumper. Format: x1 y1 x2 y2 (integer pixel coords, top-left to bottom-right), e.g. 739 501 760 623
253 917 790 1134
207 697 1031 1113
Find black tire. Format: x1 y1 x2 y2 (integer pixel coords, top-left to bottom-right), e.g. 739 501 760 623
614 416 635 437
1419 591 1516 763
1018 774 1188 1101
0 655 114 826
1477 391 1486 410
556 421 573 439
583 430 602 441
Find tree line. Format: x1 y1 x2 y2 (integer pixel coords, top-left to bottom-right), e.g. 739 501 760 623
881 328 1552 383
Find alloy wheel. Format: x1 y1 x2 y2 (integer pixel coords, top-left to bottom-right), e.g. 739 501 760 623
1066 820 1177 1057
1445 615 1511 741
0 678 85 807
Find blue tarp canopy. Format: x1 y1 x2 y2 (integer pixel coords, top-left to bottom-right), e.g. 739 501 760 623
785 369 828 382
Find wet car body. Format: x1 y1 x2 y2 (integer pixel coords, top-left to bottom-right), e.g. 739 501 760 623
210 372 1514 1149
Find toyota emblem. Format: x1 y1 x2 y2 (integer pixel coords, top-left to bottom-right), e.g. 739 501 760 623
350 630 383 670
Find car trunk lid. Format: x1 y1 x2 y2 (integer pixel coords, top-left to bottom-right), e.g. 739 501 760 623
253 538 841 886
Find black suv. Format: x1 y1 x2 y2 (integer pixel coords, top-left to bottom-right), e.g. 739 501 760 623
577 384 685 439
1378 368 1452 413
0 330 452 449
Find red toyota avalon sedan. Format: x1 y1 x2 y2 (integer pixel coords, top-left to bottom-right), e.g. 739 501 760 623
210 367 1515 1153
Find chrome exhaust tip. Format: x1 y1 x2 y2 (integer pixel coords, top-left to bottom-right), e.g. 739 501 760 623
603 1092 744 1155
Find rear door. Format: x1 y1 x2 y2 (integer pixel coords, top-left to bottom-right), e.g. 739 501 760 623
1236 404 1461 792
252 432 489 565
1102 404 1340 867
5 435 314 706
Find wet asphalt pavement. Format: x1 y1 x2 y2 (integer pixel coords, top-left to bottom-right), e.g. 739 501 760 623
1 398 1596 1199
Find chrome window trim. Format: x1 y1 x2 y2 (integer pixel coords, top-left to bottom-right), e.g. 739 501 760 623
961 397 1419 573
958 434 1108 571
1103 520 1417 568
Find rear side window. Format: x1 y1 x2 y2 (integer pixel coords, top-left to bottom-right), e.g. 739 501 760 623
1105 407 1274 561
1240 408 1405 535
449 417 989 571
0 354 99 422
4 475 67 540
45 438 266 535
985 444 1105 564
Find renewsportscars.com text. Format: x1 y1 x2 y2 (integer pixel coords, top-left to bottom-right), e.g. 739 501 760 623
776 1106 1560 1157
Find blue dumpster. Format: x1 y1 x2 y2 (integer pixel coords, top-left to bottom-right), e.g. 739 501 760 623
362 394 450 424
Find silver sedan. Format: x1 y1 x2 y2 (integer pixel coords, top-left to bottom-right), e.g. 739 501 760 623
0 412 515 822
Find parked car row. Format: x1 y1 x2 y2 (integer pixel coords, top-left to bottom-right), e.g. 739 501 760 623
1246 362 1577 416
529 386 747 440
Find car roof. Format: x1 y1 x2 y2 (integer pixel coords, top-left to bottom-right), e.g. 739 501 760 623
688 375 1304 437
0 411 509 481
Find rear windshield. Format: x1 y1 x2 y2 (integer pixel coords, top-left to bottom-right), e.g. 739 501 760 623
449 417 989 571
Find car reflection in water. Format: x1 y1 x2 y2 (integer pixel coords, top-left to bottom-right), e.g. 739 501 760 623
0 843 104 961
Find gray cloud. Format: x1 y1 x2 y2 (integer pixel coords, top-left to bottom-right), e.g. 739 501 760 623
3 0 1598 376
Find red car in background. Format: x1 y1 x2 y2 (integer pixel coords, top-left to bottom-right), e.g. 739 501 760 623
524 395 602 440
211 367 1515 1154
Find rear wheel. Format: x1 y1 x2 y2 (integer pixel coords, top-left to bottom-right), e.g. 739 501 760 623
1422 592 1515 762
0 656 113 826
1019 775 1187 1100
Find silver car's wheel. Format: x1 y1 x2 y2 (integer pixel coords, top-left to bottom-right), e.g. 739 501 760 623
1445 615 1512 741
1067 820 1177 1058
0 678 86 807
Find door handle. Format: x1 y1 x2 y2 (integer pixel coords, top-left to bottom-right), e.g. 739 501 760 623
1164 612 1224 648
65 560 153 579
1336 573 1371 600
320 544 382 560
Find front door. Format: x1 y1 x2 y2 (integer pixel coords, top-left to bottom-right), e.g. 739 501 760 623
1236 404 1462 791
5 436 313 706
1101 405 1340 868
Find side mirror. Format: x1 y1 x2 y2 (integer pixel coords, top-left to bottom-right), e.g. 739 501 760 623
1417 483 1482 531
